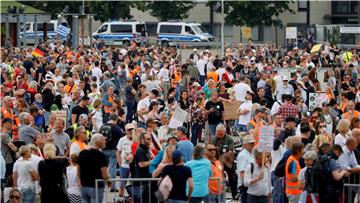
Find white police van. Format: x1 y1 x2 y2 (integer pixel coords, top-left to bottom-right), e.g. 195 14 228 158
157 22 215 46
92 21 146 46
20 20 69 44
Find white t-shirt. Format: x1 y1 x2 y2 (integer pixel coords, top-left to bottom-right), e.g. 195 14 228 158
236 149 254 187
116 136 133 168
66 166 80 195
334 133 350 147
215 68 226 80
137 97 151 122
196 59 207 76
158 68 170 82
238 101 253 125
13 159 36 190
92 67 103 84
233 82 252 102
92 110 103 133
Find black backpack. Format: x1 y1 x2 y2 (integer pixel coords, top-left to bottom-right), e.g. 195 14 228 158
99 124 113 141
305 155 331 193
274 157 287 177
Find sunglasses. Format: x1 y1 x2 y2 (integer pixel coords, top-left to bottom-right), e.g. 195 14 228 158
10 195 20 200
311 116 318 119
145 138 151 141
319 125 326 128
208 148 217 151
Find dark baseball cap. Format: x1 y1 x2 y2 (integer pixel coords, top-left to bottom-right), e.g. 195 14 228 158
177 126 188 135
172 150 183 160
151 89 160 97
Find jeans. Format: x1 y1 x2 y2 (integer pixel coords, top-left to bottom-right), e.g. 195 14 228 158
224 164 238 198
21 187 35 203
239 185 248 203
208 123 220 137
166 200 187 203
238 124 248 132
190 196 208 203
137 121 146 129
119 167 130 188
125 101 136 124
44 111 50 127
247 194 268 203
271 171 285 203
102 149 117 180
199 75 206 86
191 123 202 145
80 186 104 203
206 193 225 203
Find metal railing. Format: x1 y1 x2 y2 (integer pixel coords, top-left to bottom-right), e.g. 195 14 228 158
95 177 224 203
343 172 360 203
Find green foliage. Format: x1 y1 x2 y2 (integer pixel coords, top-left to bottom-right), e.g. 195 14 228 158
143 1 195 21
209 1 294 27
325 26 341 45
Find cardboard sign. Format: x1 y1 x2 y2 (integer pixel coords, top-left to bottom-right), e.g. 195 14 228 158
242 27 252 40
258 126 274 152
286 27 297 39
223 101 241 120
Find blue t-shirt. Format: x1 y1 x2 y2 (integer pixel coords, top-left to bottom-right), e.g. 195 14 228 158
185 158 212 197
177 140 194 163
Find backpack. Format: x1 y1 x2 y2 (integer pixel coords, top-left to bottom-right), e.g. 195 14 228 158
274 157 287 177
99 124 112 141
305 155 332 193
155 175 173 201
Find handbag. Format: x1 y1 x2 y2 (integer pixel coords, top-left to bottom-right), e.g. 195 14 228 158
155 175 173 201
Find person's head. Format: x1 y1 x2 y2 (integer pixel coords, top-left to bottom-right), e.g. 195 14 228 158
149 101 159 112
210 90 219 102
140 132 152 147
70 153 79 165
246 91 254 101
193 145 206 160
89 133 106 149
206 144 218 159
181 90 188 100
253 148 264 166
43 143 57 159
346 137 358 151
257 87 265 97
351 128 360 143
78 114 89 126
9 188 21 203
80 95 90 106
348 100 355 111
332 144 343 158
314 121 326 135
2 118 12 131
150 89 160 99
215 124 226 138
93 99 102 110
273 113 283 127
350 117 360 130
291 142 305 159
300 124 311 137
172 150 184 165
107 85 114 96
242 134 256 151
18 145 31 158
125 123 135 137
166 134 178 146
176 126 188 139
55 118 65 133
303 150 317 167
285 116 297 129
3 96 12 107
337 119 350 135
254 108 267 120
146 118 159 129
74 126 88 142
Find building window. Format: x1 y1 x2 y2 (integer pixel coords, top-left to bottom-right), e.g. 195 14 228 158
332 1 358 14
298 0 307 11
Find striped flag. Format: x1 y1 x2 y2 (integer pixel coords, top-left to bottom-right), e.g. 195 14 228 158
32 45 46 57
56 25 71 38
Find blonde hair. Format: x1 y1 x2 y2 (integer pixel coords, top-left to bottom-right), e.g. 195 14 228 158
337 119 350 134
43 143 57 159
18 145 30 157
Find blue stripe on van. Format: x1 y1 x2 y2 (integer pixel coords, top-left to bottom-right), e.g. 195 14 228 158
158 34 201 41
95 34 140 40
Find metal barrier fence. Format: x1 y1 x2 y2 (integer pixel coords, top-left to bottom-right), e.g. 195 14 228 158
343 172 360 203
95 177 224 203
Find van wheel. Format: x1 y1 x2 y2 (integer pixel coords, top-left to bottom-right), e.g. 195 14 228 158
123 40 130 47
161 41 169 47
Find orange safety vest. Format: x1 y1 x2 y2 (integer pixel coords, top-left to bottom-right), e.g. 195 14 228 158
343 111 359 120
207 72 219 83
248 119 263 145
65 84 76 95
285 155 302 195
103 96 114 114
340 100 348 113
209 160 224 195
73 140 87 151
171 71 181 88
1 107 19 140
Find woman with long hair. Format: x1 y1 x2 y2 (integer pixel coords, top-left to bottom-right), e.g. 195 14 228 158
91 99 103 133
38 143 70 203
312 121 333 150
51 95 64 111
66 154 81 203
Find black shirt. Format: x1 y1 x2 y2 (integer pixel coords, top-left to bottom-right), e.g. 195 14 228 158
125 85 136 103
105 124 123 150
78 148 108 187
205 100 224 125
71 104 89 123
161 165 192 201
134 144 151 179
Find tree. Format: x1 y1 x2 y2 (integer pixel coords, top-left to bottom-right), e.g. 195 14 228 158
210 1 294 27
143 1 194 21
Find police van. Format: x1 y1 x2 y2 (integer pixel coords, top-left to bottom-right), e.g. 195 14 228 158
92 21 146 46
20 20 69 44
156 22 215 46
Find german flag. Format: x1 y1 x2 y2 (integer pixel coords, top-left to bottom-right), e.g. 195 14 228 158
32 46 46 57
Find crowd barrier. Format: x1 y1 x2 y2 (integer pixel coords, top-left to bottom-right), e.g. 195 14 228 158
343 172 360 203
95 177 224 203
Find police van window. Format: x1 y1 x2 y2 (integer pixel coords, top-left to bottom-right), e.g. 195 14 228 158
136 24 146 33
26 23 31 31
111 25 132 33
185 26 195 35
98 25 108 33
37 23 55 31
159 25 182 34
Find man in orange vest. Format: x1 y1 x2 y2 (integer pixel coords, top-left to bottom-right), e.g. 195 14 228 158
285 142 305 203
102 85 115 123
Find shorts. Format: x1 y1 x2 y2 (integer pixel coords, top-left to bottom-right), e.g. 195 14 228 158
120 167 130 188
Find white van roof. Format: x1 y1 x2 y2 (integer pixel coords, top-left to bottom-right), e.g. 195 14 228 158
158 22 201 26
103 21 146 25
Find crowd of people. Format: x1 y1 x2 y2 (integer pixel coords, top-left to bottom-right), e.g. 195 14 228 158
1 39 360 203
